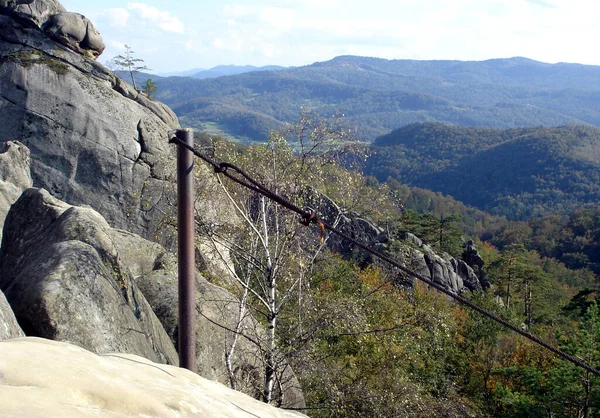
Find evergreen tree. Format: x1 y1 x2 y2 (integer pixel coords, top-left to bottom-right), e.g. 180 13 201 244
112 45 149 91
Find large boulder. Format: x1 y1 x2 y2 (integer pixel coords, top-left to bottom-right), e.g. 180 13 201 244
398 233 484 293
0 4 179 243
0 290 23 340
44 12 105 59
0 337 306 418
0 188 178 364
0 0 65 28
135 268 307 409
0 140 31 244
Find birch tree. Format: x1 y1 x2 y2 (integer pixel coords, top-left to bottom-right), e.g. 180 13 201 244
195 113 350 404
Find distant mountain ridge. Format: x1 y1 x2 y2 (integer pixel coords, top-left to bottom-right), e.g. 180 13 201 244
364 123 600 220
155 64 287 79
189 64 287 79
152 55 600 141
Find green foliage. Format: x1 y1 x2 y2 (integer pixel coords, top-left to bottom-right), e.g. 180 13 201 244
3 50 68 74
153 56 600 141
142 78 157 97
488 205 600 283
366 123 600 220
111 45 149 90
192 114 600 415
295 257 479 417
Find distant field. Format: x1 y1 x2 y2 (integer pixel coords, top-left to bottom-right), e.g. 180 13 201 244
184 120 262 145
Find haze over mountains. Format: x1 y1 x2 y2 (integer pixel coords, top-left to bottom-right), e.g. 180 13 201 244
157 64 287 79
150 55 600 142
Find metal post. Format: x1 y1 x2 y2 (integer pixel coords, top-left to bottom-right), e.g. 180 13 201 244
175 128 196 372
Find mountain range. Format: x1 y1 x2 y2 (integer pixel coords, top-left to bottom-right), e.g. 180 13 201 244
152 55 600 141
157 64 287 79
363 123 600 220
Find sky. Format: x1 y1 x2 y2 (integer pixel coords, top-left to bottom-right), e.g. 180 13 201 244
60 0 600 74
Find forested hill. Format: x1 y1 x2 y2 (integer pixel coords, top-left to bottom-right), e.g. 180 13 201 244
153 55 600 141
364 123 600 220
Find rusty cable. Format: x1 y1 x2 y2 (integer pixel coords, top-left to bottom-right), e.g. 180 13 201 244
169 135 600 378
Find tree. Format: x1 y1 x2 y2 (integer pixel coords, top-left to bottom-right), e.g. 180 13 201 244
111 44 149 91
194 112 353 405
546 303 600 418
142 78 157 97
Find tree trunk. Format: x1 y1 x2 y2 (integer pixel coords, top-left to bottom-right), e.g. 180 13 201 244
225 287 248 390
263 308 277 403
524 281 532 329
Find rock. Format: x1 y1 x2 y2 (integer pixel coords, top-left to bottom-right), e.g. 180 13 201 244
0 141 31 244
0 6 180 244
400 233 485 294
0 188 178 364
110 228 167 278
303 189 383 263
0 0 65 28
462 240 489 287
0 290 23 340
134 269 307 409
43 12 105 59
0 337 306 418
456 259 482 291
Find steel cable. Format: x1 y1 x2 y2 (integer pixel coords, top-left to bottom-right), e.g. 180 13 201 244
169 136 600 378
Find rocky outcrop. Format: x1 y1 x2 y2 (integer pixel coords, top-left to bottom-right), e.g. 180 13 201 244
0 0 65 29
0 337 306 418
306 190 485 293
44 12 105 58
463 240 489 288
0 140 31 243
135 269 306 409
0 1 179 243
304 189 385 263
0 188 178 364
0 290 23 340
399 233 484 293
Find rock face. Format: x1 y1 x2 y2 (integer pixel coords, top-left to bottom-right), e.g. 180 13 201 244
399 232 484 293
0 0 65 29
0 188 178 364
135 269 307 409
0 337 306 418
0 140 31 244
0 290 23 340
0 1 179 243
44 12 105 58
307 190 485 293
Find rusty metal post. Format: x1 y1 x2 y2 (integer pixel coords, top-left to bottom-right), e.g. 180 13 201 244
175 128 196 372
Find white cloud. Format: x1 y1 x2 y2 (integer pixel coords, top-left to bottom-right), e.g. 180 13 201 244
213 38 225 49
222 4 254 18
303 0 339 8
127 2 185 34
102 8 129 27
259 7 296 31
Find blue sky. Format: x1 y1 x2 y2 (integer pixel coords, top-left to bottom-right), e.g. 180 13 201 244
60 0 599 73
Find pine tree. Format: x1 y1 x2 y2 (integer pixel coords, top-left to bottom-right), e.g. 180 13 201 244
112 45 149 91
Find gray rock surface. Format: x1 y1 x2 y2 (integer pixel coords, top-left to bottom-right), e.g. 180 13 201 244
135 269 307 409
0 290 23 340
401 232 483 293
0 188 178 364
0 337 306 418
44 12 105 58
463 239 489 288
305 190 486 293
0 4 179 243
0 140 31 244
0 0 65 28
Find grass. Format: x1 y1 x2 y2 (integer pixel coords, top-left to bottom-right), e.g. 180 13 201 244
180 119 264 145
3 50 68 75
